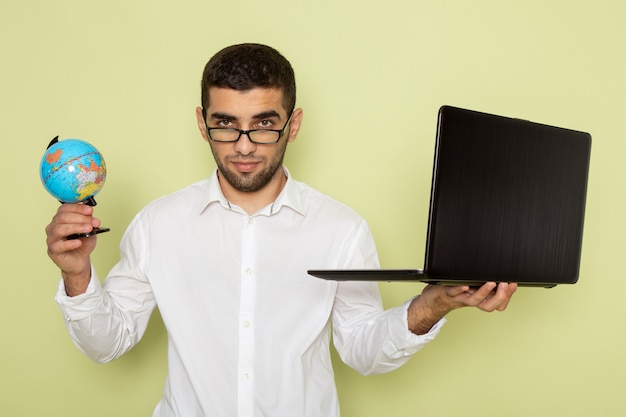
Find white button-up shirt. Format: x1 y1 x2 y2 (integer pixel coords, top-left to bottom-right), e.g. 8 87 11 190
56 168 444 417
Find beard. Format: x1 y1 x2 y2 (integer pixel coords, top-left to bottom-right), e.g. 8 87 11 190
211 143 288 193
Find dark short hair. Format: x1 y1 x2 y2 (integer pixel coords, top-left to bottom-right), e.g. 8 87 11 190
201 43 296 118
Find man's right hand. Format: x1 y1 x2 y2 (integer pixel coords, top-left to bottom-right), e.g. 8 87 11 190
45 203 101 296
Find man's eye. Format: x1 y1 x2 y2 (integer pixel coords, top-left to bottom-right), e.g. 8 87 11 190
217 120 234 128
257 119 274 129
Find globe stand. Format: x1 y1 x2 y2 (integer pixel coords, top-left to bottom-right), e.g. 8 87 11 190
65 196 111 240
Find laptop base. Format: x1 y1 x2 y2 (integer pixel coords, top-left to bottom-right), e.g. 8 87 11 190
307 269 557 288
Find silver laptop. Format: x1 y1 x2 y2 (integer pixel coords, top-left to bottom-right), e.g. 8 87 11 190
308 105 592 288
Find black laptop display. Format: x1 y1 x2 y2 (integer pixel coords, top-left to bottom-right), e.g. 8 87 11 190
308 106 592 288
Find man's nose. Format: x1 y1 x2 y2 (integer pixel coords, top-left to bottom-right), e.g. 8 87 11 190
233 131 257 155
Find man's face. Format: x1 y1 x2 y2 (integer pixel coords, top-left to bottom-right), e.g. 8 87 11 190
196 87 301 193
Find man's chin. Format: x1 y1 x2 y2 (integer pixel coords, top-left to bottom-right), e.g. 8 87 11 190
221 171 266 193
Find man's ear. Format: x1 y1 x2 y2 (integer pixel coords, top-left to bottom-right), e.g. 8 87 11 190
287 108 304 143
196 107 209 143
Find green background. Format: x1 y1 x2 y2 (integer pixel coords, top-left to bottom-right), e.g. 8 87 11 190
2 0 624 416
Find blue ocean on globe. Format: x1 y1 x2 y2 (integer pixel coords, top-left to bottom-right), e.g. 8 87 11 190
40 138 107 203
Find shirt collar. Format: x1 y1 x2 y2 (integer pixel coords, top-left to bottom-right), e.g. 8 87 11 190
200 167 306 217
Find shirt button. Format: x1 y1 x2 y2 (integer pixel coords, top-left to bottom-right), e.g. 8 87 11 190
247 218 254 225
245 267 252 275
243 321 251 327
243 373 250 380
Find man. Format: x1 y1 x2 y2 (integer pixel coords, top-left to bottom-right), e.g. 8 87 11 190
46 43 516 417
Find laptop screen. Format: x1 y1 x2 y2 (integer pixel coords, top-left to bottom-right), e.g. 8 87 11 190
424 106 592 284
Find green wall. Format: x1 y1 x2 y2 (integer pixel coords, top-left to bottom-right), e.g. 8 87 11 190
2 0 624 416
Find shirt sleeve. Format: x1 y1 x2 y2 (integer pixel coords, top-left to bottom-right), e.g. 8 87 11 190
331 218 446 375
383 297 446 359
54 214 156 364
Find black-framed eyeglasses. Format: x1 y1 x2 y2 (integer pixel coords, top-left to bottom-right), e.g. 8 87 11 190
204 112 293 144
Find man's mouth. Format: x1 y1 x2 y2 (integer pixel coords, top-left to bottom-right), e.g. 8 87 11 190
231 160 260 173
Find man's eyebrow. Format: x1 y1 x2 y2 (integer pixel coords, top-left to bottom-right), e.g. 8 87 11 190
209 111 283 121
209 112 237 121
252 110 281 120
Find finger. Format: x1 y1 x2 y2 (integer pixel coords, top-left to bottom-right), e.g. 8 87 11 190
51 204 94 224
466 282 497 304
47 206 99 242
479 283 514 312
445 285 472 297
58 203 94 215
495 282 518 311
46 221 94 245
47 236 83 257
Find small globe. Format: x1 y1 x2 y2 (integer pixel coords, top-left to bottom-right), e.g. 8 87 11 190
40 138 107 204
